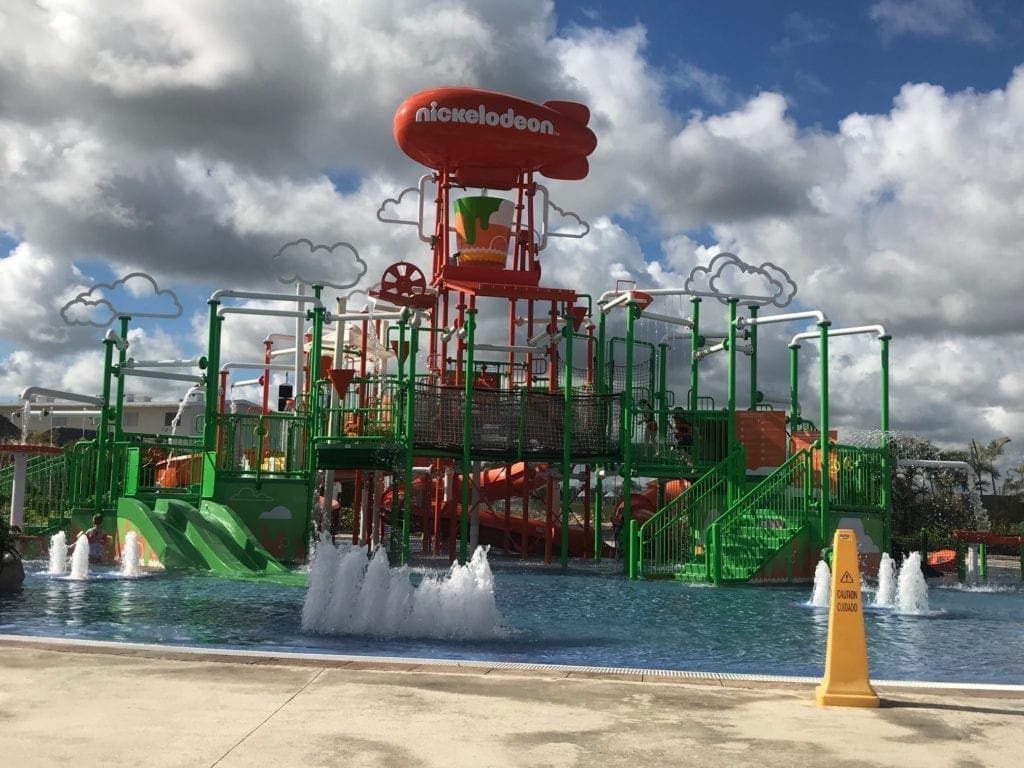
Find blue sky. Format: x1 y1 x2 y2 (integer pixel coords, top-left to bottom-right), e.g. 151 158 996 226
0 0 1022 469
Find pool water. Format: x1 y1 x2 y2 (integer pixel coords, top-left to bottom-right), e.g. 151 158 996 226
2 557 1023 684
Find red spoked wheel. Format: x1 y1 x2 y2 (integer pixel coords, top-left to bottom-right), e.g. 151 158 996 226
379 261 427 300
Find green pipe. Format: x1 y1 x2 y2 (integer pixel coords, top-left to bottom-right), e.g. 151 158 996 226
114 316 130 443
689 297 701 411
401 314 419 566
622 301 638 577
726 299 738 507
818 320 831 540
748 305 759 410
596 310 607 396
628 518 638 579
789 344 800 433
560 314 573 569
459 308 476 565
593 470 603 563
94 336 115 515
203 300 222 458
879 335 892 553
979 542 987 583
657 340 668 448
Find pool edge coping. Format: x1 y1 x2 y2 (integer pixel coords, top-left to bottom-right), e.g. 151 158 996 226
3 633 1023 697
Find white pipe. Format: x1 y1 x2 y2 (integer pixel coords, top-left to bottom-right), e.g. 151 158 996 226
736 309 828 329
660 331 728 345
103 329 129 352
20 387 102 407
230 379 261 389
789 324 890 348
125 358 204 369
120 369 204 384
218 307 308 319
635 310 694 328
474 343 544 354
25 410 100 418
269 347 299 359
598 292 633 314
220 362 295 373
210 288 321 308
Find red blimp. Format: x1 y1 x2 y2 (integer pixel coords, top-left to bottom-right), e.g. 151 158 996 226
393 87 597 188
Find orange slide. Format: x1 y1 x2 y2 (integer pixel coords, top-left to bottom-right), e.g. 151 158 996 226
387 462 606 557
613 478 691 529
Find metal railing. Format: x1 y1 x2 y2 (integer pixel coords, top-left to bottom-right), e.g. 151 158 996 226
709 448 814 583
634 448 743 579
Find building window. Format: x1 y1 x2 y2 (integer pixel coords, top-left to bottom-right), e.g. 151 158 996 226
164 412 177 427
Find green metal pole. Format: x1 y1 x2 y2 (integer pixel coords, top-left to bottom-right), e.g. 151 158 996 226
596 311 607 396
307 285 325 469
203 301 222 455
689 297 701 411
726 298 738 507
459 308 476 565
561 315 573 569
94 336 115 516
818 320 831 541
401 314 418 566
979 542 987 583
113 316 130 443
593 470 603 563
748 305 759 410
789 344 800 433
879 335 892 553
623 300 637 577
657 340 668 451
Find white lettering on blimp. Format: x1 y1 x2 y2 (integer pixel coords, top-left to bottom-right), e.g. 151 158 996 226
414 102 554 135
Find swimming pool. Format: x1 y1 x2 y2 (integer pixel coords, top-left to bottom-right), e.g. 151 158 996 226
2 553 1022 684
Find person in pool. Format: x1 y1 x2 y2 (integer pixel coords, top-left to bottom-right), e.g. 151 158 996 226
68 514 110 565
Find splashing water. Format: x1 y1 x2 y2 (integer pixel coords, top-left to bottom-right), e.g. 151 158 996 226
808 560 831 607
301 533 505 639
873 552 896 608
120 531 141 577
170 385 202 437
895 551 930 615
47 531 68 575
68 533 91 580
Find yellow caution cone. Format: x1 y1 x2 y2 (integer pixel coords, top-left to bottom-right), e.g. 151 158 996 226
815 528 880 707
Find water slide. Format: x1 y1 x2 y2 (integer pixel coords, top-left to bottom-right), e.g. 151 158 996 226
116 496 290 576
613 478 691 528
389 462 605 557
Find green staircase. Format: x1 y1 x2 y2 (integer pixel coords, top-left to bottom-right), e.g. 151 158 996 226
704 448 815 583
634 447 819 584
634 449 743 580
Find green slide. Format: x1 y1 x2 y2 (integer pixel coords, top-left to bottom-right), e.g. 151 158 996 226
116 497 291 576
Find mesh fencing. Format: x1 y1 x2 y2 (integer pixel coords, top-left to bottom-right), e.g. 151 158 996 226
412 383 620 458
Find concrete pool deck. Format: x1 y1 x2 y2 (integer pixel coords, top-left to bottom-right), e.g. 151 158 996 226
2 635 1023 768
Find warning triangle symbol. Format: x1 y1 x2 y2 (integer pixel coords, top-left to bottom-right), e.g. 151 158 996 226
840 570 854 584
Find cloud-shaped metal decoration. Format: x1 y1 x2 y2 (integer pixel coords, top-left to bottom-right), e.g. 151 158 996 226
546 200 590 238
273 238 368 289
684 252 797 308
60 272 184 327
376 187 421 227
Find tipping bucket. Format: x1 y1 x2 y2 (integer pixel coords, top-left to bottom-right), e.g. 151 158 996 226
453 196 514 267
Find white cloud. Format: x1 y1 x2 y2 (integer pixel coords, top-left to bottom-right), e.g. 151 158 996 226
0 0 1020 456
869 0 996 44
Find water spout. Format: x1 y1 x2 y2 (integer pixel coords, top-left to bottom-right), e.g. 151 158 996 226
808 560 831 607
873 552 896 608
895 551 930 615
120 531 141 577
301 536 505 639
68 533 90 580
47 531 68 575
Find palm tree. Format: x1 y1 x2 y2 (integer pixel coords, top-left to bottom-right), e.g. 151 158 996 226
965 437 1011 494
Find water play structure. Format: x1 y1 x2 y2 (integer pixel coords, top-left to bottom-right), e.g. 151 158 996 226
7 85 1001 589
